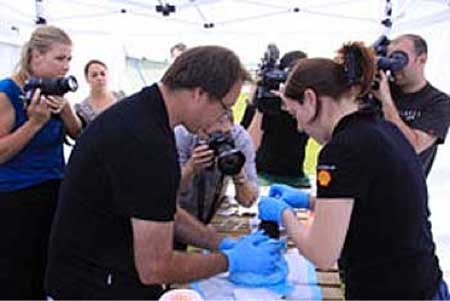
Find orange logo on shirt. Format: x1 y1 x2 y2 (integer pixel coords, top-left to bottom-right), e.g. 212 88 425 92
317 170 332 187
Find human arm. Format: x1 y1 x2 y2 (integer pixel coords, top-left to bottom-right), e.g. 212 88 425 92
132 217 228 285
372 72 437 153
232 126 259 207
258 196 353 269
0 90 51 164
132 216 280 284
45 96 82 138
173 206 224 250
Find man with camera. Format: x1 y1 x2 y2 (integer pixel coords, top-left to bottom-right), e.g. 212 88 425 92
45 46 281 299
242 49 310 187
372 34 450 176
175 109 258 226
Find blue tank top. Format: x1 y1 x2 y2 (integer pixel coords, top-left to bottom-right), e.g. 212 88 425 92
0 78 65 192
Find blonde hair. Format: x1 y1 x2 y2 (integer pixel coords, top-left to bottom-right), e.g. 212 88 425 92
14 25 72 81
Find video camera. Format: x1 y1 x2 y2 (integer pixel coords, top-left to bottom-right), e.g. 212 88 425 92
23 75 78 105
254 44 287 115
206 131 246 176
372 35 409 73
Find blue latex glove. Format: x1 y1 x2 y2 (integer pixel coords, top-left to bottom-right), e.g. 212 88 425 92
269 183 310 209
258 196 292 225
222 232 281 274
218 237 238 251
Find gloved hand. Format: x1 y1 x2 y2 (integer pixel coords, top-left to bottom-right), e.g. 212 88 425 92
218 237 238 251
258 196 293 225
222 231 281 275
269 183 310 209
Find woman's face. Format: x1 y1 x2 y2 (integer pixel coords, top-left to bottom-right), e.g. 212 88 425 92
31 43 72 78
86 63 108 90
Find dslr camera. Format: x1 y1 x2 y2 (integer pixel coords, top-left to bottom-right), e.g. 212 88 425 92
372 35 409 73
254 44 287 115
205 131 246 176
23 75 78 105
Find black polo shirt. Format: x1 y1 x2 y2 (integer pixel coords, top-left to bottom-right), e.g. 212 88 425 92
391 82 450 176
317 110 442 299
45 84 180 299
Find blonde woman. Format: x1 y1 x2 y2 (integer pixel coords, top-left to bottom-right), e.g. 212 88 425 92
0 25 81 299
75 59 124 127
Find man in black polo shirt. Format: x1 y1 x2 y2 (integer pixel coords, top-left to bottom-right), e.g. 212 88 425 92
45 46 280 299
373 34 450 176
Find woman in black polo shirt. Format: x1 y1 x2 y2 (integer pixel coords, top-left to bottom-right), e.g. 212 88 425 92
258 41 448 300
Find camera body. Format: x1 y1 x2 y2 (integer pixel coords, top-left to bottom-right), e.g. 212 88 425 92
254 44 287 115
372 35 409 72
23 75 78 105
206 131 246 176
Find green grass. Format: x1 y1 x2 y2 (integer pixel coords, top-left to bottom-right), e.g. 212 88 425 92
232 93 321 176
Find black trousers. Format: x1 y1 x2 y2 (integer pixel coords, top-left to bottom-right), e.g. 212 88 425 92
0 180 60 300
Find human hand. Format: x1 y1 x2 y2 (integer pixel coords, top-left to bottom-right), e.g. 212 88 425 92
222 231 281 274
187 144 215 173
218 237 238 251
371 71 394 106
26 89 51 126
269 183 309 209
258 196 292 225
44 95 68 114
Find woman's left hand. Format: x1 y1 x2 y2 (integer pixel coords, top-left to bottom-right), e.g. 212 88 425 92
44 96 68 114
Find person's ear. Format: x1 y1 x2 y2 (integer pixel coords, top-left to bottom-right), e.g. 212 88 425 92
302 88 318 122
418 53 427 65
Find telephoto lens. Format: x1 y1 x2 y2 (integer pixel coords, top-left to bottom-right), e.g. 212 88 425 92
23 75 78 104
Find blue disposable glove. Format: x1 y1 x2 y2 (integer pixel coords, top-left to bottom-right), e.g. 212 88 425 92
258 196 293 225
269 183 310 209
218 237 238 251
222 231 281 274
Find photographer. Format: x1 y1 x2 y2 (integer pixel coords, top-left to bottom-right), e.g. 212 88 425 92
175 109 258 225
0 25 81 299
372 34 450 176
243 49 310 188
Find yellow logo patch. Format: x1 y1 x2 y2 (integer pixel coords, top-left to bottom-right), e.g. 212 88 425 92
317 170 332 187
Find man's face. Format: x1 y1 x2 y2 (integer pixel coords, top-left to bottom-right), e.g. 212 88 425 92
388 38 425 88
188 80 242 134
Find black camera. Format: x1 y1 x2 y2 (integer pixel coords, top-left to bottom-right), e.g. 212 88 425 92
254 44 287 115
23 75 78 104
372 35 409 72
206 131 246 176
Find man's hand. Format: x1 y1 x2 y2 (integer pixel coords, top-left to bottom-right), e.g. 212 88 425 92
258 196 293 225
186 144 215 174
218 237 238 251
371 71 395 107
269 184 310 209
222 232 281 274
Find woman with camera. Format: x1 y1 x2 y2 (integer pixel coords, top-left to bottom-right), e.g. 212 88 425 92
75 59 124 127
258 42 448 299
0 25 81 298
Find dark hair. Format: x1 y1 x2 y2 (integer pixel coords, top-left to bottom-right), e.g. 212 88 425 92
279 50 307 70
395 34 428 56
285 41 376 104
84 59 107 78
162 45 251 100
170 42 187 55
